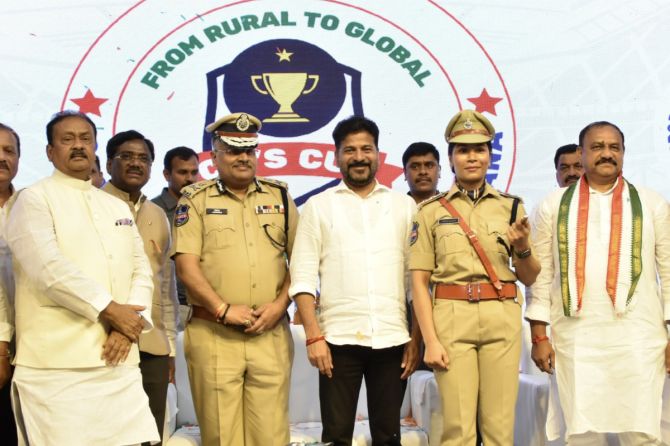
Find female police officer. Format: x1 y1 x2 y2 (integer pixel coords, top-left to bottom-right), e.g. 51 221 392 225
409 110 540 446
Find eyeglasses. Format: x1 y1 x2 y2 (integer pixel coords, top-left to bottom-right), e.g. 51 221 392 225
216 147 257 156
113 152 152 164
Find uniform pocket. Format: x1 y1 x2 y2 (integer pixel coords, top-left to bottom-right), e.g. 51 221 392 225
432 299 455 349
486 221 511 264
435 224 468 254
259 220 286 250
203 215 236 249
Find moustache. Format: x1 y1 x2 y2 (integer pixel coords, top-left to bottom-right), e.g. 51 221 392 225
348 161 371 169
565 175 581 183
596 158 617 166
0 161 8 170
70 149 88 159
234 161 252 168
126 168 144 175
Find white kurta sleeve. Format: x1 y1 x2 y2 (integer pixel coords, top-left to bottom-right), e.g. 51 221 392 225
525 194 556 324
288 198 322 298
6 187 114 322
652 194 670 321
128 223 154 330
0 281 12 343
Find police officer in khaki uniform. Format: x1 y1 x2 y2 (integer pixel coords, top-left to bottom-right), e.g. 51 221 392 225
171 112 298 446
409 110 540 446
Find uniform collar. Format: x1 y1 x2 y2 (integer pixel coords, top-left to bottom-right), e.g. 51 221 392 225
52 168 93 191
407 190 439 202
215 177 265 196
445 181 498 201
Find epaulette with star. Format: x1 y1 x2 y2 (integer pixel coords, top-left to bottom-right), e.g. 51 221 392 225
257 177 288 190
499 190 524 203
181 179 218 199
417 191 448 210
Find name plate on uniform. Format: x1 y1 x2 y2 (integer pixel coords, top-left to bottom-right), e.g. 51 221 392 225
206 208 228 215
438 217 459 225
255 205 284 214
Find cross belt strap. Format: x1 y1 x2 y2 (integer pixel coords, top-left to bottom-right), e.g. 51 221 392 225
438 197 504 297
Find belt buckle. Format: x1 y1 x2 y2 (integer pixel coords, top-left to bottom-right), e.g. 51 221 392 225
467 283 480 303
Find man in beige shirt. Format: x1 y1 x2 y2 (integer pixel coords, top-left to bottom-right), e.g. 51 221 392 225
103 129 179 445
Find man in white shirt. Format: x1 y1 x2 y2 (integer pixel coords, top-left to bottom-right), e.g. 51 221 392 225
526 121 670 445
0 122 20 444
7 111 159 446
290 116 419 446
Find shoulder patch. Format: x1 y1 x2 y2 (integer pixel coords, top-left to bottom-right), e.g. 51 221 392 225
174 204 190 227
409 221 419 245
181 179 218 199
417 191 448 210
498 190 524 203
257 176 288 190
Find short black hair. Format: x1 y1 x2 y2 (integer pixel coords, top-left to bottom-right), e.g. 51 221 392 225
106 130 155 161
402 142 439 168
332 116 379 150
447 141 492 156
0 123 20 157
578 121 625 148
163 146 198 171
553 144 579 169
46 110 97 145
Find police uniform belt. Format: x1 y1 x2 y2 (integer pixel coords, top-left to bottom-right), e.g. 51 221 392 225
435 282 517 302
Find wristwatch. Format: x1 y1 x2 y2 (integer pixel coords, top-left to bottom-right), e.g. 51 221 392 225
514 247 532 259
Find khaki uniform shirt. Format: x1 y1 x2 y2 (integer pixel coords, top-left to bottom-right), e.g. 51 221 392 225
103 182 178 356
410 183 528 285
171 178 298 306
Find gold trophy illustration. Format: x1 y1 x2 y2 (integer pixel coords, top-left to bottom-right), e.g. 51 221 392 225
251 72 319 122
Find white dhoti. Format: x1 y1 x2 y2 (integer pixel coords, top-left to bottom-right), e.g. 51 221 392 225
552 293 666 440
12 364 159 446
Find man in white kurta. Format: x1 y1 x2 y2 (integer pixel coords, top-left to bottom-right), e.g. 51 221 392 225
6 112 159 446
526 121 670 445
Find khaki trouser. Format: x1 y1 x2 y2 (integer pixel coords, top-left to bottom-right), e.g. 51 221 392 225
433 298 521 446
184 317 294 446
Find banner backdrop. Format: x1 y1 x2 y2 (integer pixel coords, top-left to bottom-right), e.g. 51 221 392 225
1 0 669 208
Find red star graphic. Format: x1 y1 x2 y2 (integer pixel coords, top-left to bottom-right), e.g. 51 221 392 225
70 89 108 117
467 88 503 116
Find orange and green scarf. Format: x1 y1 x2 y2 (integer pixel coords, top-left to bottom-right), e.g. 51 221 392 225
557 175 643 316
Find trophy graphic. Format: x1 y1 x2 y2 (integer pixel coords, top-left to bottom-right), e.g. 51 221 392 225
251 72 319 122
